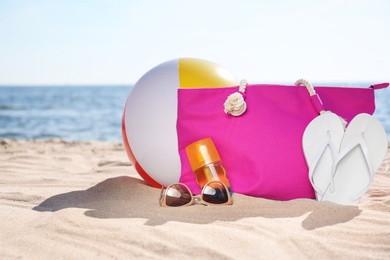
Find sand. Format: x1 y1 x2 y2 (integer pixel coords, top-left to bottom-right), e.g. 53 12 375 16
1 139 389 259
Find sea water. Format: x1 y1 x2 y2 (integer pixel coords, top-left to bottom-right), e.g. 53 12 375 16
0 84 389 142
0 86 130 142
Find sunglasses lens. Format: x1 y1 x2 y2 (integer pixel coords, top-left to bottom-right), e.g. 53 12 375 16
202 182 229 204
165 184 192 207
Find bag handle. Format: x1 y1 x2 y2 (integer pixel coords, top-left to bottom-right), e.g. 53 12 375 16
294 79 347 128
295 79 326 115
224 78 354 129
224 78 325 117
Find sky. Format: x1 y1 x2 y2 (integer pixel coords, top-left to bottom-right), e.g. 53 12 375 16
0 0 389 85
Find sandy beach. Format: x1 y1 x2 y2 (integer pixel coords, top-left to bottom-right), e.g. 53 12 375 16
1 139 389 259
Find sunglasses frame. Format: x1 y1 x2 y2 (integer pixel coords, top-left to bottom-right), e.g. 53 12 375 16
160 180 233 207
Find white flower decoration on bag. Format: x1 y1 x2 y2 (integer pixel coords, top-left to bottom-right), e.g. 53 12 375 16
224 92 246 116
224 79 247 116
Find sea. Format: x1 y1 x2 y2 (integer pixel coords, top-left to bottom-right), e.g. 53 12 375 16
0 86 130 142
0 84 389 143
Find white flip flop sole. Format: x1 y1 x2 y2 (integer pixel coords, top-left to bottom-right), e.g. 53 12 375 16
302 112 345 201
322 113 388 205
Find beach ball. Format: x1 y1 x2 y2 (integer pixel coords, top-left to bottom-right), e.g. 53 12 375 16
122 58 238 187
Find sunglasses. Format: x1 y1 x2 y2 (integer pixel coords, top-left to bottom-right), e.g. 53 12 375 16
160 181 233 207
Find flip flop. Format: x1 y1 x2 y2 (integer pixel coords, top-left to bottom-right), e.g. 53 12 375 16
302 112 345 201
322 113 388 205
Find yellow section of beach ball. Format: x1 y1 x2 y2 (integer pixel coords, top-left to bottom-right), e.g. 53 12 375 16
179 58 238 88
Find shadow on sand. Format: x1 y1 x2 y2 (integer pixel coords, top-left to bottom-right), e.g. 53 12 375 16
33 176 361 228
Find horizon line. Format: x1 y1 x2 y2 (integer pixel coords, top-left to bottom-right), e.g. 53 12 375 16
0 80 383 88
0 84 135 87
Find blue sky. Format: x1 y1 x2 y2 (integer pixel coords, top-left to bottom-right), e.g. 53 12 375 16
0 0 389 85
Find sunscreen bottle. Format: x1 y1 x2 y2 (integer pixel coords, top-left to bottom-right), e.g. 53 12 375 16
185 138 232 193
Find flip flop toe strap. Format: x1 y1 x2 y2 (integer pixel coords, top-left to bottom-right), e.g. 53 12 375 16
331 132 375 202
309 131 338 198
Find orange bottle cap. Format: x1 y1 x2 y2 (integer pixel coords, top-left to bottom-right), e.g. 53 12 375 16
185 138 221 171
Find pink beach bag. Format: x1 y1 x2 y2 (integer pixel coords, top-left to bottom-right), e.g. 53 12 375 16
176 80 388 200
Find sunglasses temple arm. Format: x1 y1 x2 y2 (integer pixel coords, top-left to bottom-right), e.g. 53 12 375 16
159 186 167 206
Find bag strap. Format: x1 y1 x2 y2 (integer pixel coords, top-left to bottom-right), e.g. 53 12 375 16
224 78 325 117
224 78 376 129
295 79 348 128
295 79 326 115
